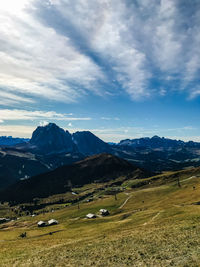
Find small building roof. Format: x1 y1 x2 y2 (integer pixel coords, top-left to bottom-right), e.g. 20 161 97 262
37 221 45 226
48 219 58 225
86 213 96 219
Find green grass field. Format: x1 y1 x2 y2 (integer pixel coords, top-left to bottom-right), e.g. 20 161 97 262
1 170 200 266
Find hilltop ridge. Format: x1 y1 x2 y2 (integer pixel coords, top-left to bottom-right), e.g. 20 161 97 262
0 153 148 203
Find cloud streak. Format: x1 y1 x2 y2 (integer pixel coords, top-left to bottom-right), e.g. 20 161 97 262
0 0 200 107
0 109 91 121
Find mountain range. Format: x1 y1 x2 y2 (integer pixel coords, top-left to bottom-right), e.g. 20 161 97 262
0 122 200 190
0 136 29 146
118 135 200 149
0 153 148 203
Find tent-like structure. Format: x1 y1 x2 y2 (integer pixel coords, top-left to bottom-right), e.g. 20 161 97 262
86 213 96 219
48 219 58 226
37 221 46 227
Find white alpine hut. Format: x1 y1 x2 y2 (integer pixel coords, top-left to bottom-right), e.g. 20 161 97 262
48 219 58 226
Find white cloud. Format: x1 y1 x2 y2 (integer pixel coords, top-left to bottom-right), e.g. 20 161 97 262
188 88 200 100
0 1 105 105
101 117 119 121
39 0 200 99
0 0 200 105
53 0 151 99
0 0 28 15
39 121 49 126
0 109 91 121
0 91 34 105
159 88 167 96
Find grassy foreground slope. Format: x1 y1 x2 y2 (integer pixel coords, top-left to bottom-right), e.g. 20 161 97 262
1 170 200 266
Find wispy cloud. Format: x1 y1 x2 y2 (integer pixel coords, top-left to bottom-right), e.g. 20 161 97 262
0 91 34 106
0 0 200 106
0 109 91 121
101 117 120 121
188 87 200 100
0 0 105 105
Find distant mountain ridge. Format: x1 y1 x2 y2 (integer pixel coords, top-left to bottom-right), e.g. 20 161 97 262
0 123 200 191
0 136 29 146
0 153 148 203
118 135 200 149
1 123 200 155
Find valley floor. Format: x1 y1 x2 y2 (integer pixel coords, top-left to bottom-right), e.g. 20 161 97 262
1 173 200 266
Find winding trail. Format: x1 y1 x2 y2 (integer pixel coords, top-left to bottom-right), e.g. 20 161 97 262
119 194 132 209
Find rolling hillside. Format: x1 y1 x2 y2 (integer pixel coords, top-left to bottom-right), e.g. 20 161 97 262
1 167 200 266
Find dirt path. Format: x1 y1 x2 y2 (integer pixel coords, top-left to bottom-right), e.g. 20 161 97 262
119 194 132 209
182 176 196 182
143 211 162 225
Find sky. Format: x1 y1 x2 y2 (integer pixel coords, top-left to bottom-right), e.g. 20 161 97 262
0 0 200 142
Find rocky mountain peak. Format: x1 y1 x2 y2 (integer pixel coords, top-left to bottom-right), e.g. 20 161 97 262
30 123 75 154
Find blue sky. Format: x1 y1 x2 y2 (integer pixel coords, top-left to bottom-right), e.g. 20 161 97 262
0 0 200 142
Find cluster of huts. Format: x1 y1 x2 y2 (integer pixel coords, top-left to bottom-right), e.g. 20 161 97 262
86 209 109 219
1 209 109 229
37 219 58 227
37 208 109 226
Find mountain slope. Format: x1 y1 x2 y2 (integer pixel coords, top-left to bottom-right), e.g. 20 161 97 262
72 131 110 155
113 136 200 172
2 165 200 266
0 154 148 203
0 147 50 189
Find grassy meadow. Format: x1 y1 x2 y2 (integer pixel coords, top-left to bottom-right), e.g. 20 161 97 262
1 171 200 266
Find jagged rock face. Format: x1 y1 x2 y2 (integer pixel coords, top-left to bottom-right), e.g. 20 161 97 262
72 131 110 155
28 125 110 156
30 123 75 154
